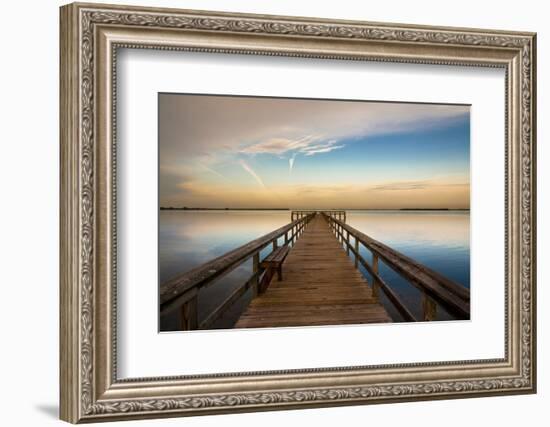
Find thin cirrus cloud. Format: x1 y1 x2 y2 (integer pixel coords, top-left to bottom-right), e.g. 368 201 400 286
239 159 266 189
200 163 230 182
240 135 345 186
370 181 432 191
370 180 470 191
301 141 345 156
288 153 297 175
240 135 345 157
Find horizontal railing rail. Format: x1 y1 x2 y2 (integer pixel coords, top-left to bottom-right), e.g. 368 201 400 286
160 213 315 330
291 210 316 221
323 213 470 321
291 210 346 222
323 210 347 222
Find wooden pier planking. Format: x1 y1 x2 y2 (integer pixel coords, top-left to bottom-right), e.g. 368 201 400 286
235 214 391 328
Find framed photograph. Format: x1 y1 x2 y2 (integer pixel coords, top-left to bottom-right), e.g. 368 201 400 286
60 2 537 423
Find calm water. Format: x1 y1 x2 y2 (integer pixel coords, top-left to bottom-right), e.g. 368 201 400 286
159 210 469 330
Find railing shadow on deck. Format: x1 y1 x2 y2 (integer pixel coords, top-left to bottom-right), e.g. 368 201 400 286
160 213 315 330
322 213 470 322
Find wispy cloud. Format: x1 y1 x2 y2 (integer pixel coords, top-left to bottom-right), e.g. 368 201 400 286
241 135 316 155
288 153 297 176
301 140 345 156
241 138 296 155
200 164 229 181
239 159 266 189
370 180 469 191
370 181 430 191
240 134 345 158
293 184 357 194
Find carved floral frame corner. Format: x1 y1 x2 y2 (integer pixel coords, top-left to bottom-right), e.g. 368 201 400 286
60 2 536 423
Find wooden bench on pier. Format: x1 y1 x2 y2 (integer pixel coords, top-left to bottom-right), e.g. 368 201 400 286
259 245 290 293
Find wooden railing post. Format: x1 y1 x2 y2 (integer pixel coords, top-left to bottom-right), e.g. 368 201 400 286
273 238 278 251
372 253 380 300
354 237 359 268
422 293 437 321
284 230 289 245
180 296 198 330
346 230 350 255
252 252 260 298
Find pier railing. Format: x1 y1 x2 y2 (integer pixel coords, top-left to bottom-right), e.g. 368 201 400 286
292 210 346 222
160 213 315 330
323 213 470 322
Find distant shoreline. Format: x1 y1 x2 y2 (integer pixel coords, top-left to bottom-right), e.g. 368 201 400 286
160 207 470 211
399 208 470 211
160 207 289 211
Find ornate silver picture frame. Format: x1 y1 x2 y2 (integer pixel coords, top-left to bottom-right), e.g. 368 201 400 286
60 2 536 423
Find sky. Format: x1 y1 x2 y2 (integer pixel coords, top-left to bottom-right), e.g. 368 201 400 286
159 94 470 209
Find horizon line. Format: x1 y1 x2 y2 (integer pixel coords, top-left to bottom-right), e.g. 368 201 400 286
159 207 471 211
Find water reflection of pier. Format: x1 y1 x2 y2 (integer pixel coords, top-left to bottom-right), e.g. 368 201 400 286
160 211 470 330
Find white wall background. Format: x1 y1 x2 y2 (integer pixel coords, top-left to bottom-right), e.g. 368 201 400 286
0 0 546 425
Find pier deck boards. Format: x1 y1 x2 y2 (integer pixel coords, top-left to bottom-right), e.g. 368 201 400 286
235 214 391 328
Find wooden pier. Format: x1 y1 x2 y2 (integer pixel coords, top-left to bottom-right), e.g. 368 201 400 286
236 214 390 328
160 211 470 330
